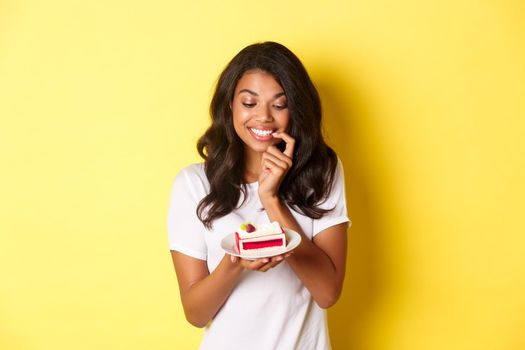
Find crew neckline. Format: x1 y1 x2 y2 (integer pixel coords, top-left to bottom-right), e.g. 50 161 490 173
245 181 258 189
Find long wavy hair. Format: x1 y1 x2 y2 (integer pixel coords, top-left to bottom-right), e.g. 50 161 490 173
196 41 338 229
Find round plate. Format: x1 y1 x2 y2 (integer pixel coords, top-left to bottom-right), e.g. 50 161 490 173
220 228 302 260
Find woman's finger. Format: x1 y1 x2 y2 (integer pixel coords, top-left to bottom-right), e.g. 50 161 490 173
261 158 286 178
239 253 290 272
272 132 295 158
262 151 289 170
257 255 285 272
261 152 284 172
266 145 292 168
241 257 270 270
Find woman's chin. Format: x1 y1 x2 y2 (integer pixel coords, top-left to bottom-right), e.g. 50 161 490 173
243 143 269 154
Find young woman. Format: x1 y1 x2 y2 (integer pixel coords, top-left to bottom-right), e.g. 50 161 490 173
168 41 351 349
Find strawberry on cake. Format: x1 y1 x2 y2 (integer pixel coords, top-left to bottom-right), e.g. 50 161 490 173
235 221 287 256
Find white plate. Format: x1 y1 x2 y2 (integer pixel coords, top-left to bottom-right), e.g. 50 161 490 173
220 228 302 260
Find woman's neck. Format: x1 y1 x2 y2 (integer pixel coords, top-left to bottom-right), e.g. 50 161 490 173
243 150 263 183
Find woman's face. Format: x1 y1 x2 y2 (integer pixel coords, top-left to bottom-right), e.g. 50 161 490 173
231 69 290 157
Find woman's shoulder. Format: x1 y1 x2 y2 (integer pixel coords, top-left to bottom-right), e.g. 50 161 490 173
172 163 209 194
177 162 205 176
335 156 344 174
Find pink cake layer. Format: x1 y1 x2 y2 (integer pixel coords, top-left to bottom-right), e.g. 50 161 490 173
242 239 284 250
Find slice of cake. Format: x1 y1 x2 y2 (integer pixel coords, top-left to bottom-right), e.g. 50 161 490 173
235 221 287 256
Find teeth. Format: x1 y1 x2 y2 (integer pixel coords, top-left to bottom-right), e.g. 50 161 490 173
250 128 273 137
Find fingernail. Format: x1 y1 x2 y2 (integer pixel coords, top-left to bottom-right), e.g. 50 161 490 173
276 256 283 261
230 255 235 263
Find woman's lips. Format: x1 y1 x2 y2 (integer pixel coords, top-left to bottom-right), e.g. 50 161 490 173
249 127 275 141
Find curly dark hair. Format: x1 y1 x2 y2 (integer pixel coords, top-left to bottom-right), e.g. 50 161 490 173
196 41 338 229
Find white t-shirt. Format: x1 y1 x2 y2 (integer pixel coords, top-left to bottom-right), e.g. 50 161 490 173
167 161 350 350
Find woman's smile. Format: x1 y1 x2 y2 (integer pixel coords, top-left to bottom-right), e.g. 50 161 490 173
249 127 276 140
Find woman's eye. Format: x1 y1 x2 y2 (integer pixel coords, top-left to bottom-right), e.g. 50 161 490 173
274 104 287 110
242 102 256 108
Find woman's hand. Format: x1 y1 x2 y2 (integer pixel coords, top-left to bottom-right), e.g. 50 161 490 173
258 132 295 203
229 252 293 272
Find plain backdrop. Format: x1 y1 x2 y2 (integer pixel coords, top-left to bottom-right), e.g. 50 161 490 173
1 1 524 349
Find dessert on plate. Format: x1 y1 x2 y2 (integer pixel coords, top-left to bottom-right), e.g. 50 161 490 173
235 221 287 256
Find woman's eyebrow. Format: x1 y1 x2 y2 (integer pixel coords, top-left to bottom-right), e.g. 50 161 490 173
238 89 258 96
238 89 286 98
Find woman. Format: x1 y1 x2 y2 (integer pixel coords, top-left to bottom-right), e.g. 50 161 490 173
168 41 351 349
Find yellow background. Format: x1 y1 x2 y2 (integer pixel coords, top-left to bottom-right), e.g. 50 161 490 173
1 1 524 349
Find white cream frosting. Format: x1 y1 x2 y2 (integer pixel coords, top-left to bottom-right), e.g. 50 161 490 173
237 221 283 239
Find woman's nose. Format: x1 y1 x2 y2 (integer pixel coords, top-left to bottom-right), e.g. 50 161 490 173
255 104 274 122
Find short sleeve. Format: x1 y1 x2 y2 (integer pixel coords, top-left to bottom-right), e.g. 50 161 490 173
312 158 351 236
167 167 207 260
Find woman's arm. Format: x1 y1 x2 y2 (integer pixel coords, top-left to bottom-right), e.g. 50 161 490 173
262 199 348 308
171 251 281 327
258 132 348 308
171 253 241 328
